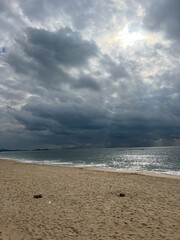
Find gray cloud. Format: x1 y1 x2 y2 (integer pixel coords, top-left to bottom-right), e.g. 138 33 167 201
18 0 124 30
101 55 129 80
24 27 98 67
72 75 101 91
0 0 179 149
143 0 180 40
9 83 180 148
6 27 99 89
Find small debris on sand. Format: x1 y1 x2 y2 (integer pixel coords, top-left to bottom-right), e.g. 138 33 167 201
33 194 43 199
118 193 125 197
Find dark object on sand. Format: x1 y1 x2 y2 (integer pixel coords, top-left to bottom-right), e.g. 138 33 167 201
118 193 125 197
33 194 43 199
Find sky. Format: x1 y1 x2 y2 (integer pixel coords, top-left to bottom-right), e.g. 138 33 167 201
0 0 180 149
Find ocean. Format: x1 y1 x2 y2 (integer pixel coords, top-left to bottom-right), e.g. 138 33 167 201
0 147 180 176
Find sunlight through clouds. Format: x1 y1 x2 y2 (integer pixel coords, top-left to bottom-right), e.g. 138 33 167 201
0 0 180 148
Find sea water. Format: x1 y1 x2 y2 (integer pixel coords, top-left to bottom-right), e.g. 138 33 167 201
0 147 180 176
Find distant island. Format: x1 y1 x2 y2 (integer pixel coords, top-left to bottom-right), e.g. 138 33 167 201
0 148 55 152
0 149 23 152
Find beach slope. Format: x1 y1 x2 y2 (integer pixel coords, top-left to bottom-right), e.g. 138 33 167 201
0 159 179 240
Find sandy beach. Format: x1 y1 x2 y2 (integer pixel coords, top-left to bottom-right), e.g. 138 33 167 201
0 159 180 240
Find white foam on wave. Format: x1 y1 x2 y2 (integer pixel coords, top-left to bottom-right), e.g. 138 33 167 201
74 163 107 168
156 170 180 176
1 157 179 177
0 157 74 166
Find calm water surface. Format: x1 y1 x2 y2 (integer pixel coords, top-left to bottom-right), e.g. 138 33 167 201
0 147 180 176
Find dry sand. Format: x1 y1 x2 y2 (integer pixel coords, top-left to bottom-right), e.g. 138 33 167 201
0 159 180 240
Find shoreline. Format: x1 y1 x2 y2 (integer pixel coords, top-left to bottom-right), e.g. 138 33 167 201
0 158 180 239
0 158 180 179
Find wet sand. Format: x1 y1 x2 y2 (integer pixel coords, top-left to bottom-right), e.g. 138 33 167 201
0 159 180 240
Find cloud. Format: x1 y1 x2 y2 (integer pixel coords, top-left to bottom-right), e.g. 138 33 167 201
0 0 179 149
18 0 125 30
143 0 180 40
101 55 129 80
24 27 98 67
9 83 180 148
72 75 101 91
6 27 99 89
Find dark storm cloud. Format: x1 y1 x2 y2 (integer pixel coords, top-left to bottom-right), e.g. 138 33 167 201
11 100 109 146
72 75 101 91
143 0 180 40
24 27 98 67
10 86 180 148
2 21 180 148
7 27 99 89
0 0 180 149
19 100 108 130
